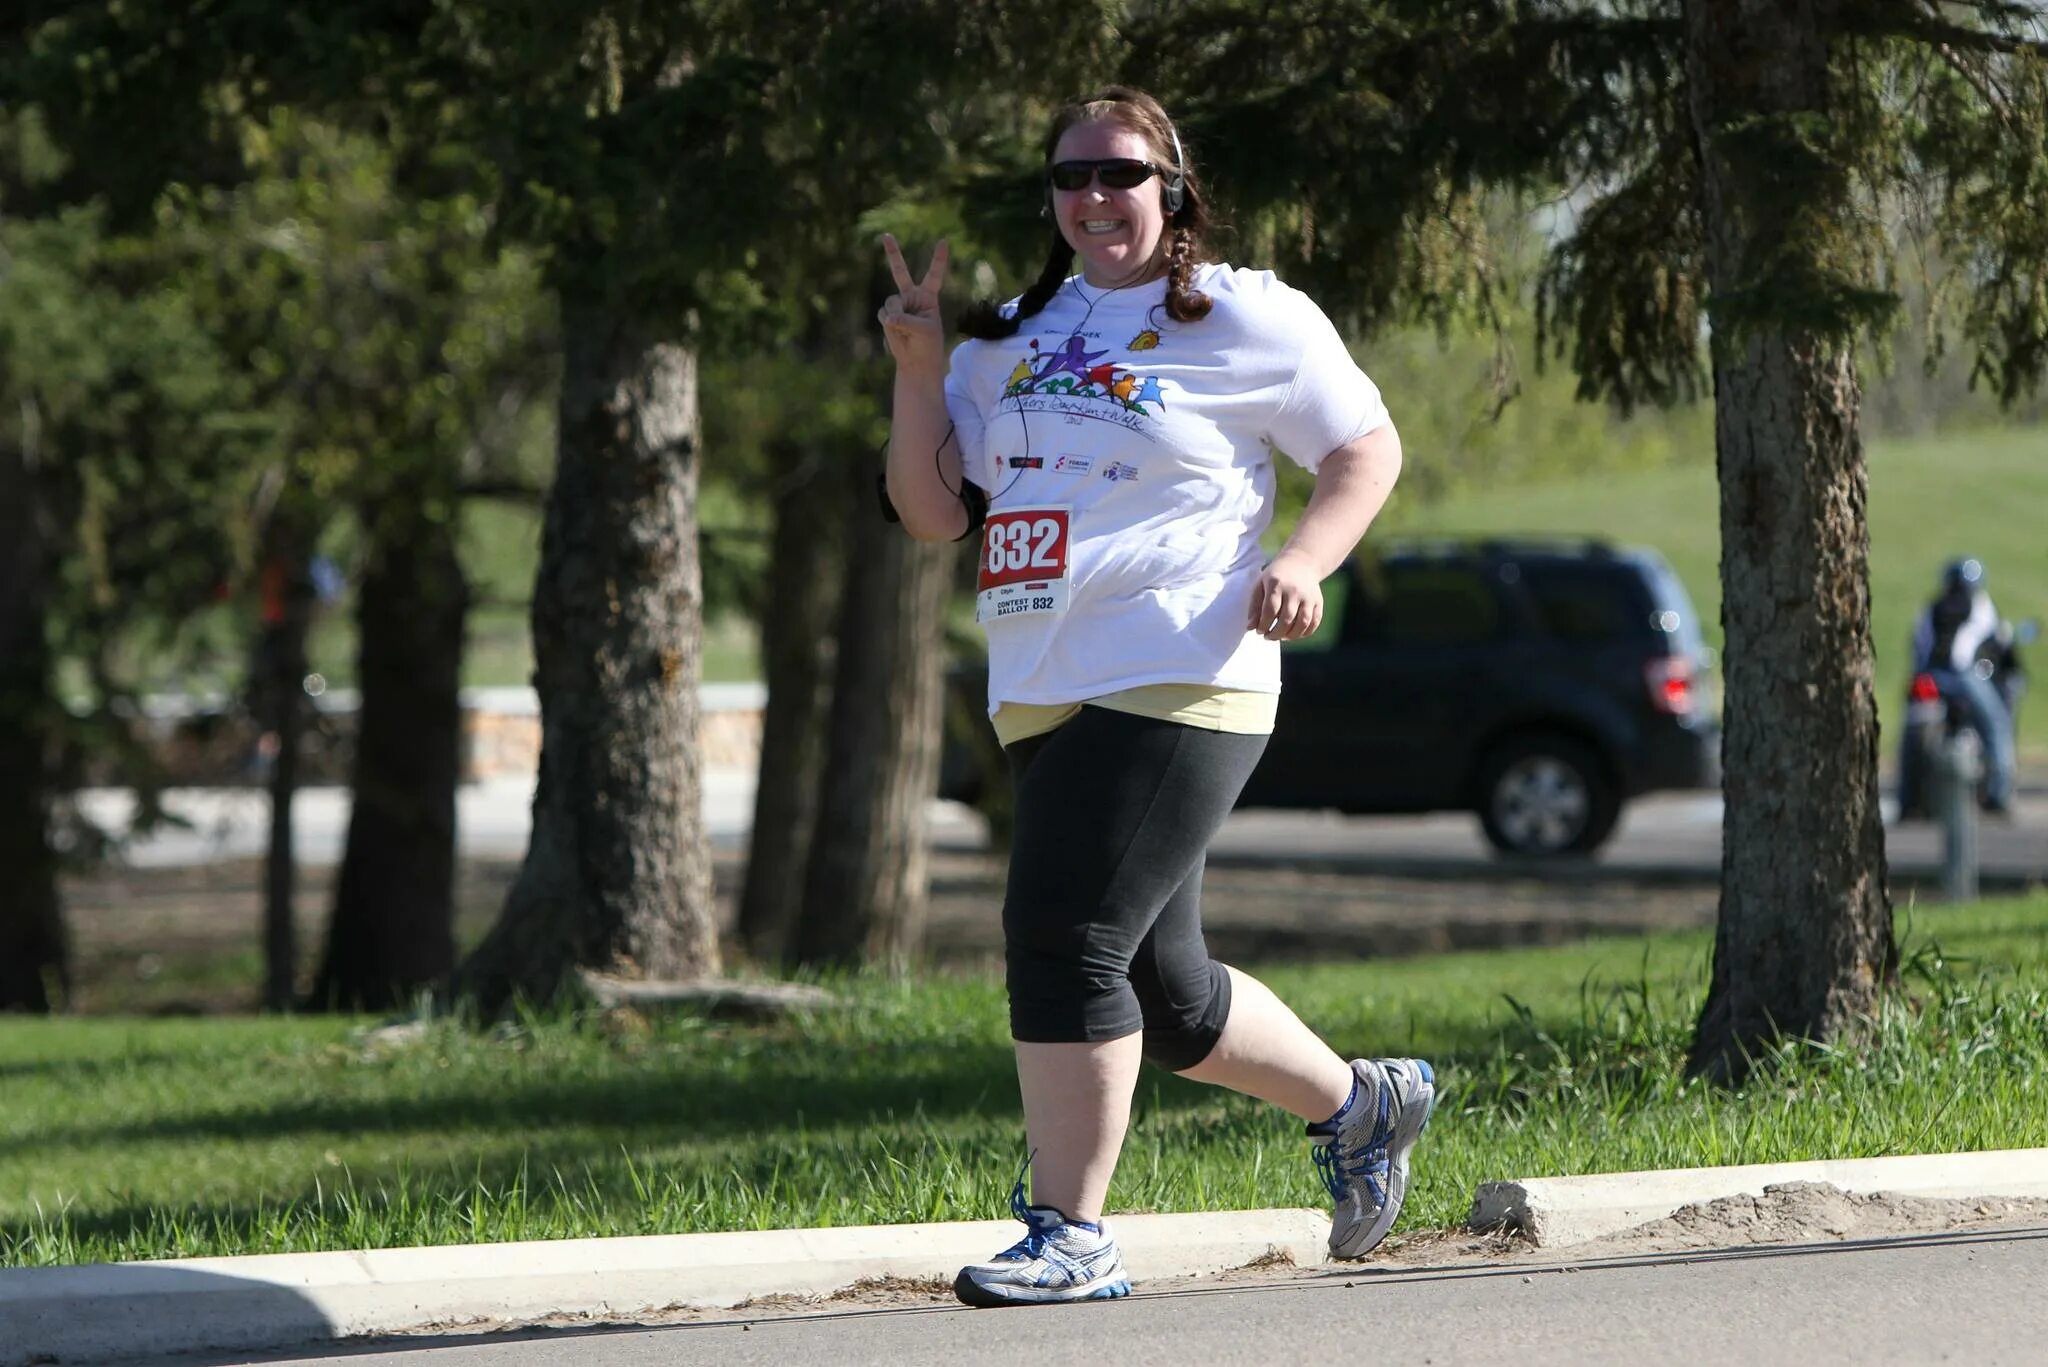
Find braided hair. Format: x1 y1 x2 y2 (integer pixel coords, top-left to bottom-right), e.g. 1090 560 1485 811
959 85 1214 341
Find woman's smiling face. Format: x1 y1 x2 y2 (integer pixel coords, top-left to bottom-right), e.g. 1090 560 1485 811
1050 119 1170 288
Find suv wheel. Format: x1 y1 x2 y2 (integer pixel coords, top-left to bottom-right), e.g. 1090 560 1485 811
1477 734 1621 857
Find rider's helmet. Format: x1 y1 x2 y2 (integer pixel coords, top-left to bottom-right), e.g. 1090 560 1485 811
1941 557 1985 595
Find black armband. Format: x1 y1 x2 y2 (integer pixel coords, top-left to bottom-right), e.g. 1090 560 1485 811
956 480 988 541
876 473 988 542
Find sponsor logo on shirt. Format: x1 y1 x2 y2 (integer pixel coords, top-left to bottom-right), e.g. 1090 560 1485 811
1052 454 1093 476
1102 462 1140 483
1007 455 1044 469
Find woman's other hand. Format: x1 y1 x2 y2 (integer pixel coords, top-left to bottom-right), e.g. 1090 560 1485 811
1247 550 1324 641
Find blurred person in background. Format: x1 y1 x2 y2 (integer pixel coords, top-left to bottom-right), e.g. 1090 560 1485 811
1910 557 2016 815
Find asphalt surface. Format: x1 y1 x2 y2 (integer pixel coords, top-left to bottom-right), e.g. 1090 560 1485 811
76 769 2048 888
191 1222 2048 1367
1197 792 2048 889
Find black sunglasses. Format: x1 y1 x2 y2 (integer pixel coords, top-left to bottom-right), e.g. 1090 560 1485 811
1048 158 1168 192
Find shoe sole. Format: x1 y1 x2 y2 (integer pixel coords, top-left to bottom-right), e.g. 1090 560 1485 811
952 1269 1133 1308
1331 1058 1436 1260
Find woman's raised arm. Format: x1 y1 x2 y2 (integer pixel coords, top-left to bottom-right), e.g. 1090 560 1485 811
877 234 971 541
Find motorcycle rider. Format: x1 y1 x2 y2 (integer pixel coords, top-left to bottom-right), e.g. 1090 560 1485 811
1909 557 2016 815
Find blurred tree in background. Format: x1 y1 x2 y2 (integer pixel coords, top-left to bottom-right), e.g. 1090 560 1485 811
5 8 553 1012
0 111 268 1012
154 113 552 1010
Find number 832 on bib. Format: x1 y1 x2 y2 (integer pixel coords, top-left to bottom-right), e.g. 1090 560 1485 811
975 506 1071 625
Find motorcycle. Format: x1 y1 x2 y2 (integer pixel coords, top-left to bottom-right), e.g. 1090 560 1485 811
1896 616 2036 820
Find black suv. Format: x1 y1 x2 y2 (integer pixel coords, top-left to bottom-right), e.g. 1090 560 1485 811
940 537 1720 857
1238 537 1720 855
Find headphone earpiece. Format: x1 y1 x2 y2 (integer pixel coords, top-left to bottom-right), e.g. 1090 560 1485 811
1163 121 1187 215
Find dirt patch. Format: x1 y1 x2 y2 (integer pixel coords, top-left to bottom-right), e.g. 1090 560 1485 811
828 1274 956 1306
1582 1181 2048 1256
58 848 1716 1014
728 1291 824 1313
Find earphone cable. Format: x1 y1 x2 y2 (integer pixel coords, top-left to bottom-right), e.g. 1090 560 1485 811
995 270 1149 501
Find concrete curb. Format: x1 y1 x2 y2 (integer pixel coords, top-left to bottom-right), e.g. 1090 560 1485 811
14 1147 2045 1363
1469 1146 2048 1247
0 1207 1328 1365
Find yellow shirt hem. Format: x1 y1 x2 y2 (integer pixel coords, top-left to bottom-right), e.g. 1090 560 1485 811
991 684 1279 748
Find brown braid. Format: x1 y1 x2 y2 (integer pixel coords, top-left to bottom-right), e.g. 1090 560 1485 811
1163 227 1212 323
959 232 1076 340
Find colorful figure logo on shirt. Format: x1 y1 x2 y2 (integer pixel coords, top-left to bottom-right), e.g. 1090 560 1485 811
1037 335 1108 384
1003 333 1167 418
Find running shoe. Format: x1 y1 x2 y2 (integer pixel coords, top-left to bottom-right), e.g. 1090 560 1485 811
1308 1056 1436 1259
953 1179 1132 1307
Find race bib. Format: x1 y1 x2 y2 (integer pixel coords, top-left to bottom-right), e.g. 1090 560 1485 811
976 506 1071 625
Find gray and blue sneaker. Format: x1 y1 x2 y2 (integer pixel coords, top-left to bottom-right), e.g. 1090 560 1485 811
953 1180 1132 1308
1308 1056 1436 1259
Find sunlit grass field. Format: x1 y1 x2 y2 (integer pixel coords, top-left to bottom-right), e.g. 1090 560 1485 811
8 894 2044 1267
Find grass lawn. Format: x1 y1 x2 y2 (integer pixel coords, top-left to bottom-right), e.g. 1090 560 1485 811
1384 422 2048 750
7 893 2045 1267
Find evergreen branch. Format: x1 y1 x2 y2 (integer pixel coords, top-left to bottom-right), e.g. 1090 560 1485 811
1845 3 2048 58
1930 38 2018 126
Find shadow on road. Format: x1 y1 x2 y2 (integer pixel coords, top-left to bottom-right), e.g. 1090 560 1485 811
2 1261 337 1365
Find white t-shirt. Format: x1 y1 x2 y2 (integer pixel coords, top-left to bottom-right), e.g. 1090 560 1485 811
943 263 1389 713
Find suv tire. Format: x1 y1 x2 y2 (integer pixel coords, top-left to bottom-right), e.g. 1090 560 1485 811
1476 733 1621 857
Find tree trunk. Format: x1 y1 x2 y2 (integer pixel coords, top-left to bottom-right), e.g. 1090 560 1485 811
313 500 466 1010
788 455 951 971
0 438 67 1014
735 439 843 963
257 537 315 1014
1683 0 1894 1082
452 299 716 1012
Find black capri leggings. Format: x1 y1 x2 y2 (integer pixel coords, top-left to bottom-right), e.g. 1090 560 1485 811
1001 705 1269 1071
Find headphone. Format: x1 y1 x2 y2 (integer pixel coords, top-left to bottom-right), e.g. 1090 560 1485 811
1162 122 1187 214
1041 114 1189 219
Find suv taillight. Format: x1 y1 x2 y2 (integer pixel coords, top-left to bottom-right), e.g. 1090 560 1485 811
1645 656 1695 716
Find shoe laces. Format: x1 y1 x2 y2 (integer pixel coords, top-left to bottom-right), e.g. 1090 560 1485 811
997 1155 1066 1261
1311 1086 1391 1203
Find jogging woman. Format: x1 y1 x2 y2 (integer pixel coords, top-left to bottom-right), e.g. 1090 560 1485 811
877 85 1433 1308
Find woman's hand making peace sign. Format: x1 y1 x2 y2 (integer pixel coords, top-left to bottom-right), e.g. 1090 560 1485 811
877 233 950 373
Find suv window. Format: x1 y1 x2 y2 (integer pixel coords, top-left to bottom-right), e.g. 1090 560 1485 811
1362 562 1505 645
1518 562 1653 641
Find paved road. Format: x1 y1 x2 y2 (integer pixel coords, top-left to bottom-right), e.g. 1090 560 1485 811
75 771 2048 888
1199 792 2048 889
199 1223 2048 1367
